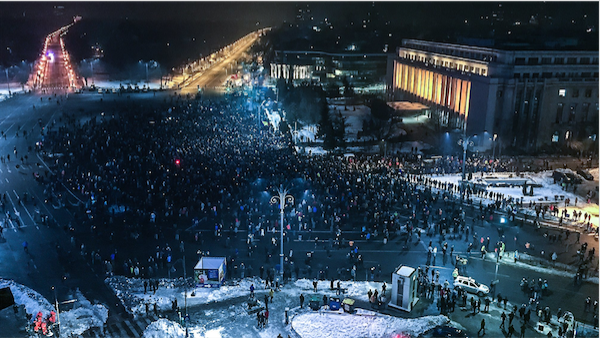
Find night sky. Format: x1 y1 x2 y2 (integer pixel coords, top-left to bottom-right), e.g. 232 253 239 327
0 2 597 70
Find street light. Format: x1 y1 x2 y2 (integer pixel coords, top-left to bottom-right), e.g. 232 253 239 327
492 134 498 164
270 185 294 282
51 285 77 337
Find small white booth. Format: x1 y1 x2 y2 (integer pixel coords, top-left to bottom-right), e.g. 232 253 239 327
388 265 418 312
194 257 226 288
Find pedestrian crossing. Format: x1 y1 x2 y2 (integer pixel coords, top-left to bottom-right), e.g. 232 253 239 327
82 316 156 338
0 187 54 232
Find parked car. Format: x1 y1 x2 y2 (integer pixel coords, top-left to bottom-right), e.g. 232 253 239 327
577 169 594 181
427 325 469 338
453 276 489 296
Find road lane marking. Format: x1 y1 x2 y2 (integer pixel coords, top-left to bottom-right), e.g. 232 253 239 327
15 190 36 224
36 153 54 175
6 193 25 228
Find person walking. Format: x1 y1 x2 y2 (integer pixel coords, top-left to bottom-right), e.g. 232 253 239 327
478 318 485 336
520 323 526 338
313 279 318 292
299 293 304 308
250 283 255 297
507 324 516 338
500 312 507 330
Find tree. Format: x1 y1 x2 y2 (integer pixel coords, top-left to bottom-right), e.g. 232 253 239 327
326 83 340 98
317 97 336 150
369 98 392 120
342 77 354 98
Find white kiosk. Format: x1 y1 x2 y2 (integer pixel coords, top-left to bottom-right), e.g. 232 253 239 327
194 257 226 288
389 265 418 312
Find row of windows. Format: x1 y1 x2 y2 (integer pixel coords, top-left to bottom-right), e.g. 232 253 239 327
514 56 599 65
403 43 495 62
514 72 599 79
558 88 596 98
555 102 599 124
405 54 487 76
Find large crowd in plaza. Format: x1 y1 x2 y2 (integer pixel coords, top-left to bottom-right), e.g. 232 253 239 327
35 93 598 334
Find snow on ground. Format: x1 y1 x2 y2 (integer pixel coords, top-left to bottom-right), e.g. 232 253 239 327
0 84 30 102
295 146 328 156
111 276 448 338
58 289 109 337
143 318 186 338
427 171 588 205
90 79 163 90
291 311 448 338
108 276 386 318
106 276 186 317
329 104 370 142
0 278 54 318
0 279 108 337
293 279 382 303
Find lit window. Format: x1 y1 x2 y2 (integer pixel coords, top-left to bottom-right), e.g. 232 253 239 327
558 89 566 97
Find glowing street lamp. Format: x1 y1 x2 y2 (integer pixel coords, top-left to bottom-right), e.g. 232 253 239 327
270 185 294 282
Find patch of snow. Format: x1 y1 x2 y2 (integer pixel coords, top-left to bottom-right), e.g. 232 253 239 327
0 278 53 318
0 280 108 337
291 312 448 338
91 79 163 90
143 318 186 338
59 289 109 337
295 146 328 156
426 171 595 206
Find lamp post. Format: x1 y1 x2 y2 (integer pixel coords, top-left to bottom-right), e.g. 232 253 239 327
51 285 77 337
270 185 294 282
492 133 498 163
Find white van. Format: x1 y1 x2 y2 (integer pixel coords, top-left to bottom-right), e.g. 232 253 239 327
454 276 489 296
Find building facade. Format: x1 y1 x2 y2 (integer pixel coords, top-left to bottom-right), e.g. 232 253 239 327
270 50 387 94
388 39 599 151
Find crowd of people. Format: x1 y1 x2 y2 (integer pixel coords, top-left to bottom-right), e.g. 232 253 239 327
36 92 598 334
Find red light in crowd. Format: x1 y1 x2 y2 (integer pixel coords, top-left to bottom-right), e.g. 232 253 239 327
175 159 181 166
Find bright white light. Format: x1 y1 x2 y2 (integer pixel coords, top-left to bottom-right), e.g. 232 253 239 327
500 217 506 224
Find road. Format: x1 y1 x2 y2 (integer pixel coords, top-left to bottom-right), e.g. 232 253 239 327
0 91 596 337
38 34 71 91
177 33 259 95
0 92 169 333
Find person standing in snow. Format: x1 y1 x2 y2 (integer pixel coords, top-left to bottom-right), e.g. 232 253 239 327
299 293 304 308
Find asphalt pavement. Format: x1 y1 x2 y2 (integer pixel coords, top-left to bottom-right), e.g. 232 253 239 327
0 91 597 337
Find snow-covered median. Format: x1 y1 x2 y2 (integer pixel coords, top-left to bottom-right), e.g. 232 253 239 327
291 311 448 338
0 279 108 337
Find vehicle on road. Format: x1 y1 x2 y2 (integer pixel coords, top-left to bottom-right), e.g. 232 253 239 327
453 276 489 296
425 325 469 338
577 169 594 181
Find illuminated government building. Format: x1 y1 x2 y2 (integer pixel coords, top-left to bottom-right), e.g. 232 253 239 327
388 39 599 151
